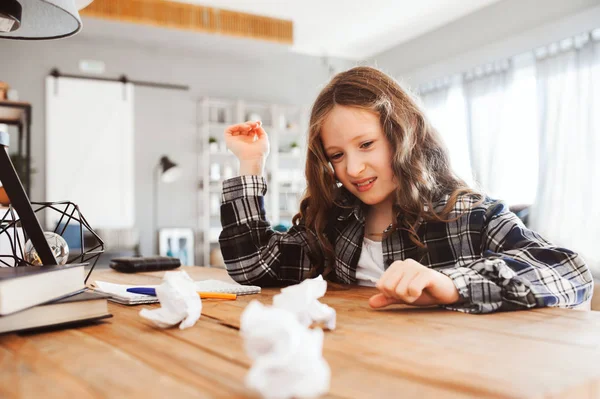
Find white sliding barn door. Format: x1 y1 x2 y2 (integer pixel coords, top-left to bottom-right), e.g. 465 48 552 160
45 76 134 229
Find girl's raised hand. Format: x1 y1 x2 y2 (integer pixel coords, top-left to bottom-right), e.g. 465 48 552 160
368 259 460 309
224 121 270 162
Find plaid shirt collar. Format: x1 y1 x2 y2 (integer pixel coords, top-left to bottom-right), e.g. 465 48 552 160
334 187 428 233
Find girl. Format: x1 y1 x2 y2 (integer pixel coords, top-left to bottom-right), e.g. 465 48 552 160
219 66 592 314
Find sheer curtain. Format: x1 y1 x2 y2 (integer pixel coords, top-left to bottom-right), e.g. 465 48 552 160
464 62 538 206
530 33 600 272
420 63 538 204
420 78 472 185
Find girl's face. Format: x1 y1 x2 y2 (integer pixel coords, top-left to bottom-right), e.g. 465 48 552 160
320 105 398 208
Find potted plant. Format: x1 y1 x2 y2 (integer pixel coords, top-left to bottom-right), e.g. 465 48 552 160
290 141 300 155
208 137 219 152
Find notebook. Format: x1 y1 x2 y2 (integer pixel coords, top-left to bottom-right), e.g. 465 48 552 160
93 279 261 305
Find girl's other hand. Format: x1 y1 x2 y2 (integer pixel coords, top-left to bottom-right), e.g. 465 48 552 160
224 121 270 162
369 259 460 309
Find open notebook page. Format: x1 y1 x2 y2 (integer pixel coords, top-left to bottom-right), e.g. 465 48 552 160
93 280 261 305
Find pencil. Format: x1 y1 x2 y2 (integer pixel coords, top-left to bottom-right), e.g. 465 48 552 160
198 292 237 300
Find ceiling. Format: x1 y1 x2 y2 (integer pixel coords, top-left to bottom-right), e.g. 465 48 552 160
171 0 502 60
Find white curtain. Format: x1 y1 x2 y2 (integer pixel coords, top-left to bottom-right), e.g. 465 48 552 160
420 79 472 185
464 63 539 206
530 35 600 272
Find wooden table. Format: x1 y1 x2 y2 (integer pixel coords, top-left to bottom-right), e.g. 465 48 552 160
2 266 600 398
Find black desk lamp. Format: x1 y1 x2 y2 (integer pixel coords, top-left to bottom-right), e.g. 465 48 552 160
153 156 181 254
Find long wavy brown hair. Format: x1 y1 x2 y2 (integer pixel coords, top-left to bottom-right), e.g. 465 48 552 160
293 66 480 273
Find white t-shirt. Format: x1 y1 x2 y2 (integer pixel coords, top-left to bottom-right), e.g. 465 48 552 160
355 237 385 286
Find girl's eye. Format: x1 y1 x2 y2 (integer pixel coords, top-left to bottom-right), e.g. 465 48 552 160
329 153 343 161
360 141 374 149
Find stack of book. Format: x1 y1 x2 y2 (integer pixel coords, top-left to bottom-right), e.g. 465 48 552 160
0 263 112 334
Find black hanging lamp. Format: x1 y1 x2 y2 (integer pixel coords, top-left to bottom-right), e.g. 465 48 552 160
0 0 93 40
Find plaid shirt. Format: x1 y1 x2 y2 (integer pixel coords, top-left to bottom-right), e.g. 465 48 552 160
220 176 593 314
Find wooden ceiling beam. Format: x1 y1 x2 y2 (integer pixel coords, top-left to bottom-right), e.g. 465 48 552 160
80 0 294 45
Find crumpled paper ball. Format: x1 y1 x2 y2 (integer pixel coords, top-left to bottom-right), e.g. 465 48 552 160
273 275 336 330
139 271 201 330
240 300 330 399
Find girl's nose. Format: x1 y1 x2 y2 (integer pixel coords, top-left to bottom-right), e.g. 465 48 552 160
346 156 366 177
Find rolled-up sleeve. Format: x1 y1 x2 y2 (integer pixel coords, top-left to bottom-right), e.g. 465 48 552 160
219 176 321 287
439 202 593 314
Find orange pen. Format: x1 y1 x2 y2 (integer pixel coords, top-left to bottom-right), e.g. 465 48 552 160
198 292 237 300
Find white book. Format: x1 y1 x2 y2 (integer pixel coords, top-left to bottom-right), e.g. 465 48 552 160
0 264 86 315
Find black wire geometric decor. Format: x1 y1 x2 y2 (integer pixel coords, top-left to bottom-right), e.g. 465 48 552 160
0 201 105 283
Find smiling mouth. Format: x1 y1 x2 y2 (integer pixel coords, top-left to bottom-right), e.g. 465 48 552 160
353 177 377 192
355 178 376 187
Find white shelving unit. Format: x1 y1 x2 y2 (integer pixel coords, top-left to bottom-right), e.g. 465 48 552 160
198 98 308 266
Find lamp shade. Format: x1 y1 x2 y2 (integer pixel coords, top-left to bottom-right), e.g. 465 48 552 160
158 156 181 183
75 0 93 9
0 0 88 40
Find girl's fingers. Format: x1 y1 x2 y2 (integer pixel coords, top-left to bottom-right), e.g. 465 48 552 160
369 291 439 309
395 271 420 303
254 124 268 140
368 293 404 309
245 122 262 137
242 120 261 130
377 267 404 297
226 121 261 135
226 126 246 135
406 272 433 299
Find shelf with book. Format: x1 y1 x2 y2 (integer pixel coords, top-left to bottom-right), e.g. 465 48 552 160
198 98 308 266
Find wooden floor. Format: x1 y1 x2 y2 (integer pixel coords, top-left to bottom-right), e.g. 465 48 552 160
2 266 600 398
